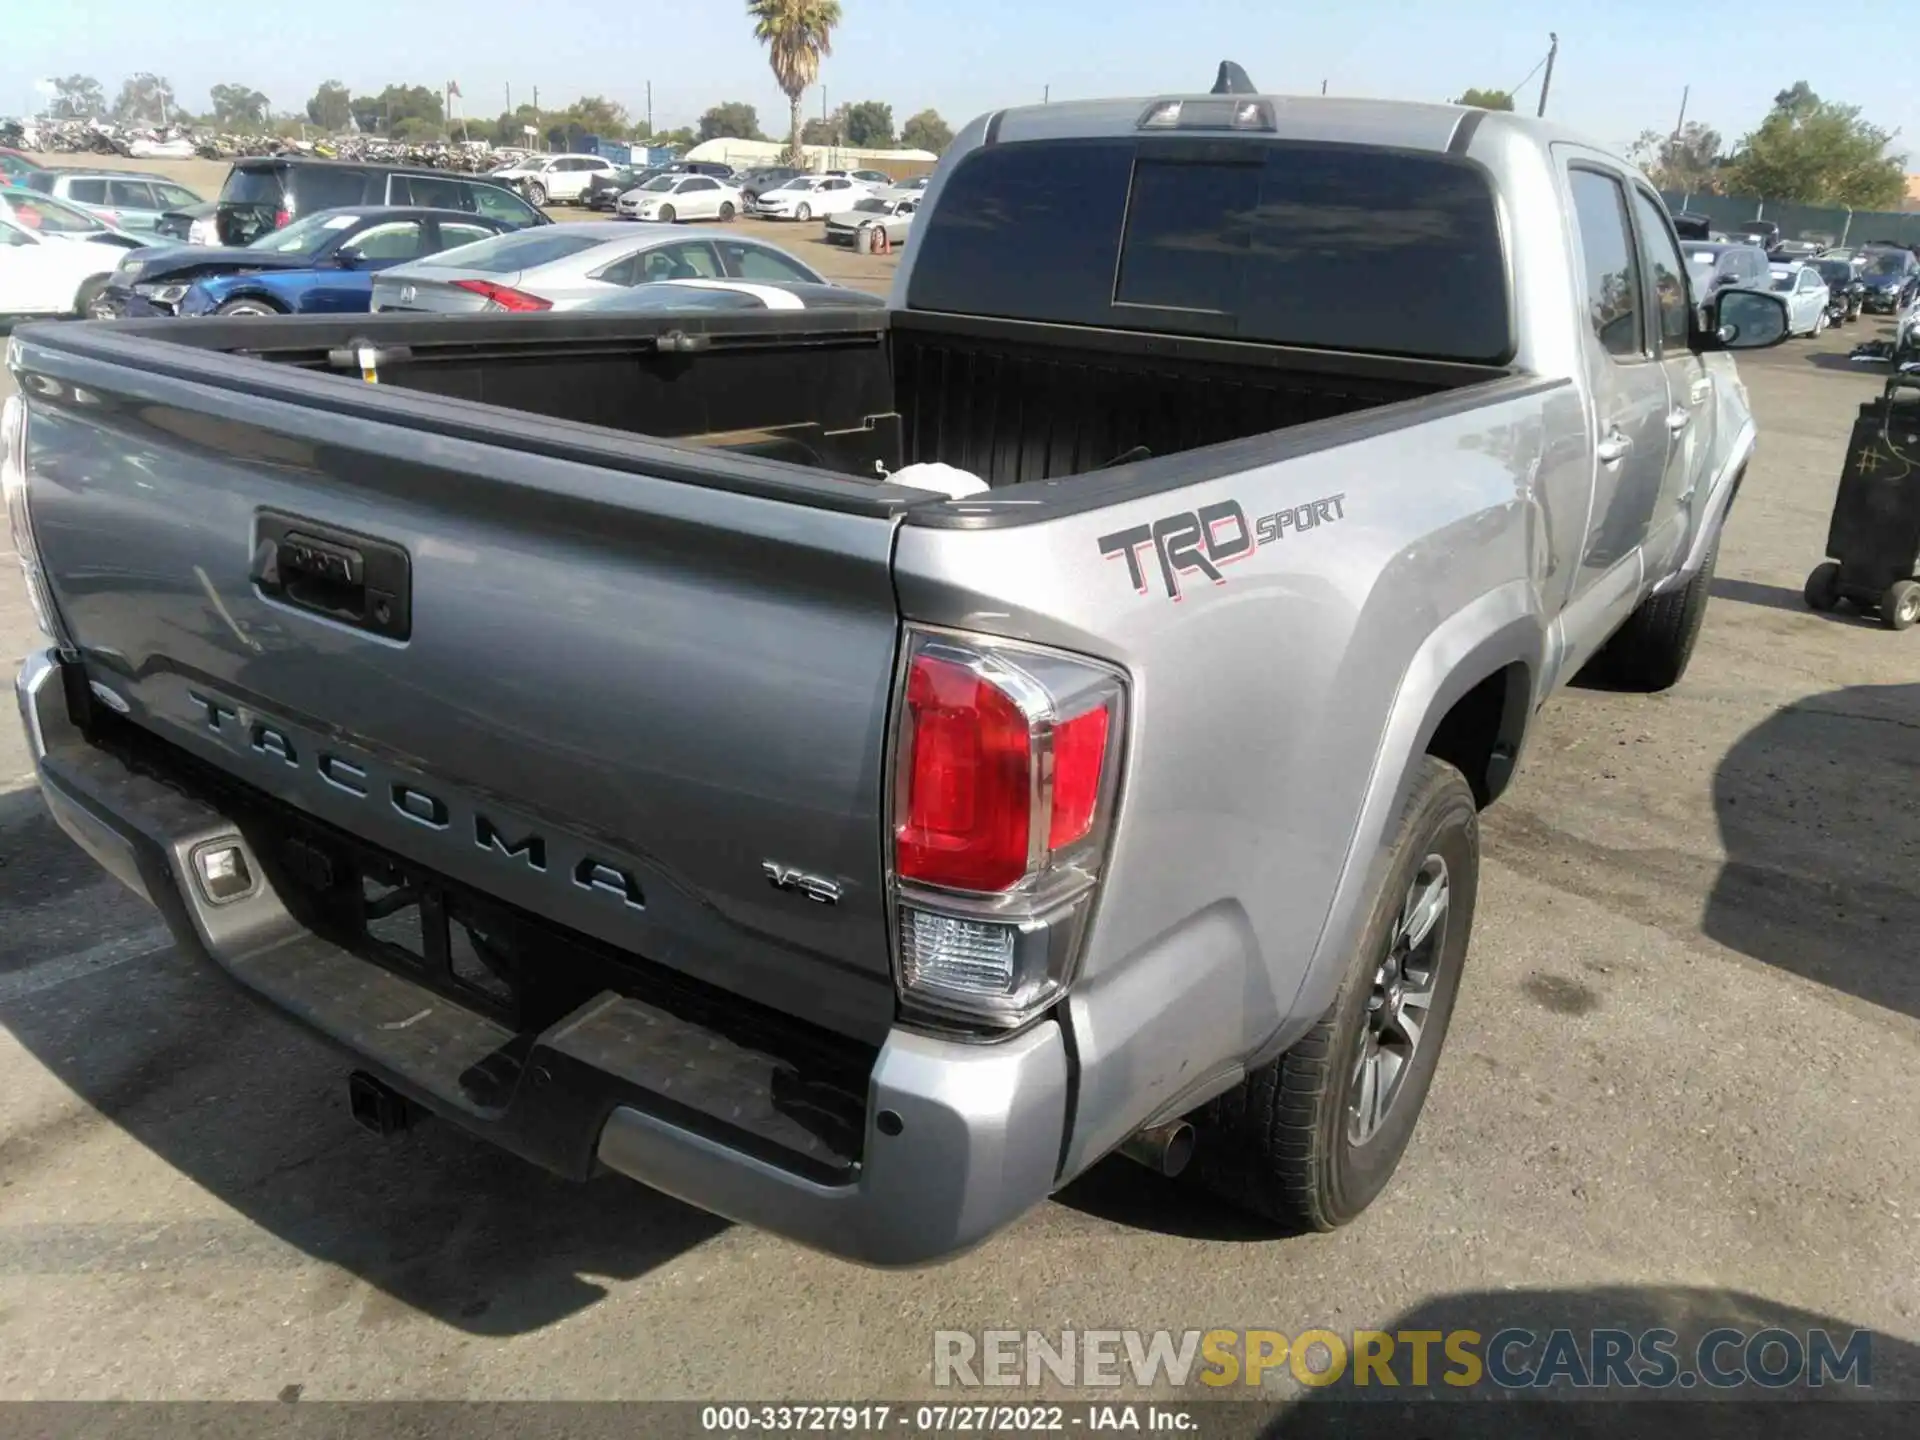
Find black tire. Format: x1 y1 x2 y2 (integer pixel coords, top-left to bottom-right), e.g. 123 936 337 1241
1189 756 1479 1230
526 182 548 208
795 202 811 222
658 203 676 224
73 275 110 319
718 201 735 222
1883 579 1920 631
214 297 284 317
1804 561 1843 612
1592 534 1719 691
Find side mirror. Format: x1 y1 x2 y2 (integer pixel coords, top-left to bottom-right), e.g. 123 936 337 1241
1704 288 1791 350
333 250 363 269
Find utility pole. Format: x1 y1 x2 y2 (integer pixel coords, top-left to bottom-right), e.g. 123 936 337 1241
1044 85 1050 104
646 81 652 134
1321 78 1328 95
1672 84 1689 140
533 85 540 149
1536 33 1558 118
506 82 511 116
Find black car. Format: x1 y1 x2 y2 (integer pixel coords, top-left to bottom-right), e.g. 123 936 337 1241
1812 258 1865 323
1858 247 1920 314
1670 211 1713 240
214 157 548 247
583 165 649 212
738 166 804 202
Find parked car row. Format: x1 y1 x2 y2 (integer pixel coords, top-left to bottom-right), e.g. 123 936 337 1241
0 186 155 321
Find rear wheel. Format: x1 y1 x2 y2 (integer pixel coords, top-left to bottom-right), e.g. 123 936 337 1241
74 276 111 319
525 182 548 208
214 297 284 317
1883 580 1920 631
1804 561 1843 612
1189 756 1479 1229
718 201 736 222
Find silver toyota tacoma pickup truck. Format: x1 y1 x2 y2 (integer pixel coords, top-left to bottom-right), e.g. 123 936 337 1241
7 73 1791 1266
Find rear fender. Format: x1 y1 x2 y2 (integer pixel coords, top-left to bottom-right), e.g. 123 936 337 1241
1275 581 1545 1045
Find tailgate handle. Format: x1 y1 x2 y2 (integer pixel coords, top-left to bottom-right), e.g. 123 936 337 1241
252 513 412 642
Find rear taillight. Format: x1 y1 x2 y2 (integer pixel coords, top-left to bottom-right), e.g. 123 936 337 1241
1 388 76 657
890 628 1126 1029
273 207 291 228
449 279 553 312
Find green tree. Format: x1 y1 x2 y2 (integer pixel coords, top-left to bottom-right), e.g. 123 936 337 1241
748 0 843 165
484 104 543 147
306 81 352 131
566 95 631 135
111 73 177 124
391 116 443 142
628 119 654 143
900 109 952 154
1454 87 1514 111
652 125 699 152
51 74 105 118
699 101 765 142
1723 83 1907 207
842 100 893 148
350 84 444 136
209 83 271 129
802 107 843 147
1629 121 1725 195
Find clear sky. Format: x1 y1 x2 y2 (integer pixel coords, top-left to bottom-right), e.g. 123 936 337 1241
9 0 1914 166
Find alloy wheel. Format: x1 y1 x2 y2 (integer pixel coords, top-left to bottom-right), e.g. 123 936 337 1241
1348 854 1451 1146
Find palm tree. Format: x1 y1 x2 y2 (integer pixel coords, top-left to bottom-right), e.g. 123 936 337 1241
748 0 843 167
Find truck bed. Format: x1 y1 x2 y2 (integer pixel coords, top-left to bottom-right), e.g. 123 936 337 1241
91 307 1506 490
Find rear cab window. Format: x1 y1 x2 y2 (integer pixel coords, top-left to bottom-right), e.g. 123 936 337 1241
220 166 287 206
907 138 1511 363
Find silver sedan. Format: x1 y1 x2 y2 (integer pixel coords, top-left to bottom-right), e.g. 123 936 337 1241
369 222 827 313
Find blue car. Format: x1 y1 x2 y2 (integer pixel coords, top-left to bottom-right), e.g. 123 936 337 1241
99 207 516 318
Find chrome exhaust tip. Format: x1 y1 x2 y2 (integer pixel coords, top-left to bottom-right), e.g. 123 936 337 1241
1117 1119 1196 1178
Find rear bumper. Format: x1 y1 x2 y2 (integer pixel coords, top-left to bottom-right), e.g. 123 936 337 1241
16 649 1070 1267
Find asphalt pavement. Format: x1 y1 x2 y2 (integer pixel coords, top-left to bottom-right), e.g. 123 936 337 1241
0 314 1916 1405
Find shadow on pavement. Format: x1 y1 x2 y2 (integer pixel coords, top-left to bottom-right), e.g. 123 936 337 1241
1267 1284 1917 1437
1703 683 1920 1020
0 788 727 1337
1708 576 1872 624
1804 351 1883 374
1051 1155 1292 1243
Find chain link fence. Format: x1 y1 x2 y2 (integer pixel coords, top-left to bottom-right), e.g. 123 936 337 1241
1659 191 1920 248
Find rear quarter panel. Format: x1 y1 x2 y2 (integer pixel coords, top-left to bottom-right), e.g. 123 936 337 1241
894 383 1576 1173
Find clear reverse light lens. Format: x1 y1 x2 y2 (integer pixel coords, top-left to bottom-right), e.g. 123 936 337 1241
899 907 1017 996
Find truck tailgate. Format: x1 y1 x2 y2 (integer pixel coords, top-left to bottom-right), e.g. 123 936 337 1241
21 348 905 1043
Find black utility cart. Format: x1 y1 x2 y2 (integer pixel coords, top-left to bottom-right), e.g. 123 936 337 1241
1805 372 1920 629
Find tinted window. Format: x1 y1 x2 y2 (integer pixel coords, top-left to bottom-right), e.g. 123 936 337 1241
635 241 722 282
1568 169 1643 359
909 139 1509 362
720 241 822 283
154 183 199 207
1630 189 1690 349
400 174 466 209
342 221 429 261
436 222 496 251
67 178 109 204
221 167 286 205
469 183 539 226
20 172 54 193
1815 262 1854 286
1769 273 1795 293
108 180 155 208
292 167 373 211
418 228 605 272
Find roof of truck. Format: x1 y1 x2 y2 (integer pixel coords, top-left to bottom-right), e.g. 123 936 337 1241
981 92 1627 164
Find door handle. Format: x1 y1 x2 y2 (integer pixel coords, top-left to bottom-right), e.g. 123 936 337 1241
252 512 412 641
1666 408 1692 433
1690 378 1713 404
1596 430 1634 464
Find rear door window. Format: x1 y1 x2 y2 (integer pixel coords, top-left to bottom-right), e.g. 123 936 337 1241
719 240 822 283
418 227 604 272
434 221 497 252
67 178 109 205
292 167 373 212
1568 168 1644 359
108 180 156 209
399 174 466 209
468 183 541 226
908 138 1510 362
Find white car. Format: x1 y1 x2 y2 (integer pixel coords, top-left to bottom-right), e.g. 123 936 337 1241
485 153 620 208
1769 263 1833 337
879 175 932 202
370 222 827 313
750 175 873 221
0 215 123 319
616 174 744 224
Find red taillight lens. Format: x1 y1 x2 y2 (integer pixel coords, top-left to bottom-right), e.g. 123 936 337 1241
1048 704 1111 849
449 279 553 312
897 654 1032 892
273 208 291 228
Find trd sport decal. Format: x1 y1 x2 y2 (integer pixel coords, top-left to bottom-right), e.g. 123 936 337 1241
1098 493 1348 600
